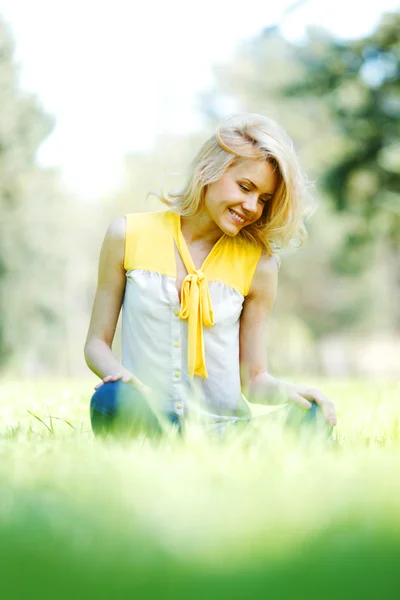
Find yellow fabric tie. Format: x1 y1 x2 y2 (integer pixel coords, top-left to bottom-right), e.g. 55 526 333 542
172 214 217 379
179 269 214 379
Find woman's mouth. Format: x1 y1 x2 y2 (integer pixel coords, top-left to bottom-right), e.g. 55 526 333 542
228 208 246 224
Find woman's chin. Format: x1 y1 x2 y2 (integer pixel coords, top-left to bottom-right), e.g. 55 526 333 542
225 220 244 236
217 221 239 237
224 228 240 237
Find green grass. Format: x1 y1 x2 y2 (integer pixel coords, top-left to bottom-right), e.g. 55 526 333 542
1 378 400 599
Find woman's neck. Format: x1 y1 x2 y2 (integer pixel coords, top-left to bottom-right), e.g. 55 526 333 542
180 211 223 247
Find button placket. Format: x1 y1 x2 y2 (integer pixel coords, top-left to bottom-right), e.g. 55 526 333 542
171 303 183 408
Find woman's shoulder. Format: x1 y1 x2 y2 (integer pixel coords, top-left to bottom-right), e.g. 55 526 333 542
105 216 126 242
98 218 126 271
250 251 279 294
257 250 280 269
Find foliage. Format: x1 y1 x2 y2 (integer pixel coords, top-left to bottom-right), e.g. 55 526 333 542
1 9 399 376
0 16 96 376
285 13 400 259
197 11 400 336
0 17 75 371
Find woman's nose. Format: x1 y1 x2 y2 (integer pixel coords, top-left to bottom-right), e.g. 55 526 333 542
242 194 259 215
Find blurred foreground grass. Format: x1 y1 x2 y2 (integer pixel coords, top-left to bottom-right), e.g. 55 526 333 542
1 378 400 599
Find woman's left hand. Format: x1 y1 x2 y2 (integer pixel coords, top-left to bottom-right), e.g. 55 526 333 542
285 382 337 426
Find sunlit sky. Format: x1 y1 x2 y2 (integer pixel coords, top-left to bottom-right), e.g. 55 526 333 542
1 0 399 199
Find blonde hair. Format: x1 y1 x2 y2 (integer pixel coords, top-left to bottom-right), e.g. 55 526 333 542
158 113 316 256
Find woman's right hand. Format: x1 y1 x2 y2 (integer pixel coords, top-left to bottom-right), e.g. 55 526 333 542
94 371 151 399
94 372 132 390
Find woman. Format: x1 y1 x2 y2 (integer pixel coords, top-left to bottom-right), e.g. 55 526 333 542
84 113 337 438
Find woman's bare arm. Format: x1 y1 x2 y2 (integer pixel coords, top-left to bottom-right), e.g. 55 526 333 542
84 217 130 381
84 216 150 397
239 252 337 424
239 252 290 403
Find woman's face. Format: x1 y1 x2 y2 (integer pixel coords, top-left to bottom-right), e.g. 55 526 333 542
203 160 279 237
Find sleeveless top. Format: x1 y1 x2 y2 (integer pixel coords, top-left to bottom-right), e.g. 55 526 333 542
122 210 262 428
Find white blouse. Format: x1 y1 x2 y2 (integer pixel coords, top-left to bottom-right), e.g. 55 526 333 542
121 211 262 429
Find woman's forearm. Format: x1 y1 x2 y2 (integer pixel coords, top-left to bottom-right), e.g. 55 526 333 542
84 339 151 397
84 339 131 380
247 371 293 405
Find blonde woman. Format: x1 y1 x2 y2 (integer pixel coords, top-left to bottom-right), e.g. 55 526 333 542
84 113 337 438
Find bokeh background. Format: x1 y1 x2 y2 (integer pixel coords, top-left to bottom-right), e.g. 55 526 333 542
0 0 399 381
1 4 400 598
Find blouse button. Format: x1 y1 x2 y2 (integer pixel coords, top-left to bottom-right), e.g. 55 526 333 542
174 371 180 378
174 342 180 348
174 310 179 317
176 403 182 409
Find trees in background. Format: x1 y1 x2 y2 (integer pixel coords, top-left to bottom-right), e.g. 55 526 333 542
284 13 400 273
197 9 400 351
0 17 81 374
1 8 398 376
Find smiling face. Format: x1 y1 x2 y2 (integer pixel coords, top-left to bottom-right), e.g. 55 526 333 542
202 159 279 237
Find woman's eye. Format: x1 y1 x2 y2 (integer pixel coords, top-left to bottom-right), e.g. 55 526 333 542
239 184 249 192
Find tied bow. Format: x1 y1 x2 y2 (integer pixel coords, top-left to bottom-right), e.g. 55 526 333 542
179 269 214 379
